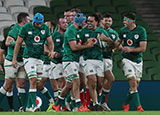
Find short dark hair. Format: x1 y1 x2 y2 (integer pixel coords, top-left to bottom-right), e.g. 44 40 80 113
103 12 112 19
70 8 81 13
17 12 29 23
123 12 136 20
88 13 100 23
95 12 103 20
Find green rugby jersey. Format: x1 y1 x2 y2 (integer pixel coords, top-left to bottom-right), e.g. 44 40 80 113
19 22 51 59
119 26 147 63
80 27 106 61
6 24 24 62
103 28 119 59
51 31 64 64
62 24 81 62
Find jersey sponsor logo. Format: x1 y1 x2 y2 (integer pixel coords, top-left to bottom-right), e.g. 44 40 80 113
78 40 82 45
85 34 89 37
41 30 45 35
77 34 80 38
134 34 139 39
34 36 40 42
123 34 126 38
28 31 32 35
111 34 116 39
56 39 60 42
127 39 133 46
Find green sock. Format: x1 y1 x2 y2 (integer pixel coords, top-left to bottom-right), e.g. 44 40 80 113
70 98 75 110
55 96 64 106
132 92 141 107
75 99 81 108
101 91 108 103
0 92 5 104
61 100 65 108
41 87 53 101
66 93 71 102
26 94 32 108
30 92 37 107
19 93 27 109
124 92 132 105
0 87 6 102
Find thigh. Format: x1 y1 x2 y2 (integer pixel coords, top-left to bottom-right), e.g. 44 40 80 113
4 59 18 79
122 58 135 79
83 60 96 77
50 63 64 80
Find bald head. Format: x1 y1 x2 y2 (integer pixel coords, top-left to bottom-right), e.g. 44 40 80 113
58 18 68 32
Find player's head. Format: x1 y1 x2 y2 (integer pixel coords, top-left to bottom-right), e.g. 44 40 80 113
74 13 86 27
87 13 100 30
70 8 81 22
17 12 30 24
58 18 68 32
45 20 56 34
95 12 103 27
64 9 72 23
33 13 44 28
102 13 113 29
123 12 136 27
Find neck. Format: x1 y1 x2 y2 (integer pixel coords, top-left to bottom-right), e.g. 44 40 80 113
58 29 65 35
18 23 24 27
105 27 110 31
128 23 136 30
73 23 79 30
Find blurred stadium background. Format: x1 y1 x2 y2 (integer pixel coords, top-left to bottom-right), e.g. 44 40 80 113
0 0 160 111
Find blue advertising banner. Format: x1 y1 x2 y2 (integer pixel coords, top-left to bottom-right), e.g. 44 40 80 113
0 81 160 111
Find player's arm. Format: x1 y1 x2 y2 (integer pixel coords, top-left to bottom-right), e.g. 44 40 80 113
46 36 55 59
122 41 147 53
69 38 94 51
5 36 15 47
0 49 5 71
12 36 23 68
97 33 114 49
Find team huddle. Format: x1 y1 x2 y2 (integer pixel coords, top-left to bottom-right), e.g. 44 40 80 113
0 8 147 112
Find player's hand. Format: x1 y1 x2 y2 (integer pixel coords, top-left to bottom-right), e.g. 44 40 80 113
86 38 94 48
48 51 55 60
12 59 18 68
0 65 3 71
122 46 132 52
54 52 61 58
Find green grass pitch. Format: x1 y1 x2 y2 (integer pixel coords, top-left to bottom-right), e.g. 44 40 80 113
0 111 160 115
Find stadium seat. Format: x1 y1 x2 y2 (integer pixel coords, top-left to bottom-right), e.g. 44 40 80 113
50 0 68 7
142 70 151 80
0 1 2 7
112 20 123 28
52 6 69 19
74 6 94 16
96 6 117 14
147 67 160 79
25 0 47 8
71 0 91 7
0 14 13 21
33 6 51 15
4 0 25 8
8 6 29 14
151 73 160 80
112 0 131 7
117 6 136 15
0 21 15 31
112 14 122 21
0 7 7 13
43 13 56 22
147 34 159 41
91 0 112 7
